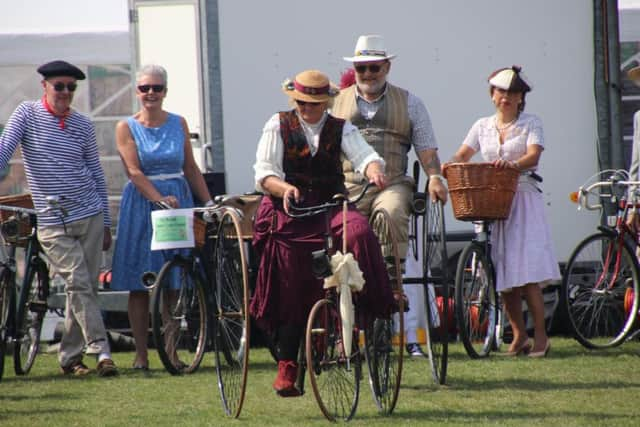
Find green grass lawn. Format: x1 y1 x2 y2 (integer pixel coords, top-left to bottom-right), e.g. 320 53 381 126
1 337 640 426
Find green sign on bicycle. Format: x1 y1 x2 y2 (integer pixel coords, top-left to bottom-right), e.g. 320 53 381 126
150 208 195 250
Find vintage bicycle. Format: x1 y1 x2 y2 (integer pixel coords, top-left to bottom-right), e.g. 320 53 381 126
284 183 404 422
562 169 640 349
445 163 542 358
0 194 66 381
402 161 450 384
144 198 251 418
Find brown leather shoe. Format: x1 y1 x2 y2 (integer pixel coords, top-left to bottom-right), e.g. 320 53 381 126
61 361 91 376
273 360 301 397
97 358 118 377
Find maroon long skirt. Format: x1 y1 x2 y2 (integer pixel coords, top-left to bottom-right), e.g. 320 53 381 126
249 195 394 333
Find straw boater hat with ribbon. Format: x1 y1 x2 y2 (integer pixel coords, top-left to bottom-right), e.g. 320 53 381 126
628 65 640 87
488 65 532 92
281 69 339 103
343 34 396 63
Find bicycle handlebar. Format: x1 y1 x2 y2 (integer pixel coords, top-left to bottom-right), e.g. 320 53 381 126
153 199 244 224
286 182 375 219
0 195 69 218
576 179 640 211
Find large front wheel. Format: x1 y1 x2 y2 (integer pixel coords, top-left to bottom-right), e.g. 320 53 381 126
306 297 361 422
562 232 640 349
151 256 208 375
455 243 498 358
14 261 48 375
423 197 449 384
213 210 250 418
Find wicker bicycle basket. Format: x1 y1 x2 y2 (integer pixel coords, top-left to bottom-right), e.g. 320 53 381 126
0 193 34 246
193 215 207 249
443 163 519 221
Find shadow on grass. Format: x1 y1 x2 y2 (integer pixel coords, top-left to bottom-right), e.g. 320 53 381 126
354 407 628 424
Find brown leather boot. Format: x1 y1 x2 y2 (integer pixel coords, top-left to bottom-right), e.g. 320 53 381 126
272 360 301 397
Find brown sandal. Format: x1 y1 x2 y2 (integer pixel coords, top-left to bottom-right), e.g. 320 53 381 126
61 361 91 376
96 358 118 377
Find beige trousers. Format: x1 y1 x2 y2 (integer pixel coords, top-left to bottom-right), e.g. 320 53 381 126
346 180 413 262
38 213 109 367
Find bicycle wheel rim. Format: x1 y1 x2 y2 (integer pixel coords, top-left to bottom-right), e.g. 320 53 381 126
563 233 640 348
14 264 46 375
455 243 497 358
213 210 250 418
363 315 401 414
423 198 449 384
151 257 208 375
306 298 361 422
367 208 403 413
0 267 14 381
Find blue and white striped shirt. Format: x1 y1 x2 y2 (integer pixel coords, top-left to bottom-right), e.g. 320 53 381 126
0 101 111 227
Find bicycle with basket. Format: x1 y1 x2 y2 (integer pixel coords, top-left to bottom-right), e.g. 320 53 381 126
562 169 640 349
0 193 66 381
444 162 529 358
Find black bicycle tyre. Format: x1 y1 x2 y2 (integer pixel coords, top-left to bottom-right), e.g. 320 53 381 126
562 232 640 349
0 264 15 381
13 260 48 375
306 297 361 422
212 209 250 418
423 197 449 384
151 256 208 375
365 208 403 414
454 243 498 358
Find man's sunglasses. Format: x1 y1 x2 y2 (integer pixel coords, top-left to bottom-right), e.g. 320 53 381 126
48 81 78 92
137 84 165 93
355 64 383 74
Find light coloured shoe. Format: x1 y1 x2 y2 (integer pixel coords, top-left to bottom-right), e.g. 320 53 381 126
406 342 427 358
529 341 551 358
503 340 532 357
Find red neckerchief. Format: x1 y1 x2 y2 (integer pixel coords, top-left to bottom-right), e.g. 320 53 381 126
41 95 70 130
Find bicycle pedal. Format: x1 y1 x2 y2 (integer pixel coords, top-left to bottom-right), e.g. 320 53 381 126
29 300 48 313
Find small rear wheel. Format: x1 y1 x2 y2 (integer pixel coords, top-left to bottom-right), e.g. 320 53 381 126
151 256 208 375
455 243 498 358
367 208 403 414
213 210 250 418
14 262 48 375
306 297 361 422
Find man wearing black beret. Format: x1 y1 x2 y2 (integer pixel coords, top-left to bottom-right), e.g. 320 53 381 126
0 60 117 377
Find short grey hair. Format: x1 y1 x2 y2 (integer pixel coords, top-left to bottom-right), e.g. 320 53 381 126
136 64 168 86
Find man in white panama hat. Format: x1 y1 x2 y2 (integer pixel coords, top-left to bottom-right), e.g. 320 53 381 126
332 34 448 357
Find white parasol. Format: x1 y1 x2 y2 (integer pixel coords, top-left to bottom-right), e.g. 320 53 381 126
323 200 364 357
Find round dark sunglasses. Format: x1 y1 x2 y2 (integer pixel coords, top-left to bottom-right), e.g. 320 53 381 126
49 82 78 92
137 84 165 93
295 100 322 106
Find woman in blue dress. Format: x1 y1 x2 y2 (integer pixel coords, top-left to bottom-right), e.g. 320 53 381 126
111 64 212 370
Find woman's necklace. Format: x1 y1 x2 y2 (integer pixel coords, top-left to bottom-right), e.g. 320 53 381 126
495 116 517 132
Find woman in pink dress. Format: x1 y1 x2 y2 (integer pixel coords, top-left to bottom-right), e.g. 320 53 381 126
447 66 560 358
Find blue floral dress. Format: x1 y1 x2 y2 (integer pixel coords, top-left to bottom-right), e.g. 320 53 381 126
111 113 194 291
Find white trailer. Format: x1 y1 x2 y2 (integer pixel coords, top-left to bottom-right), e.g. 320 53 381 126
205 0 599 263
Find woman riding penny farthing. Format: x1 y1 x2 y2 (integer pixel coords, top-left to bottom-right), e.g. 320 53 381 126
249 70 402 421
